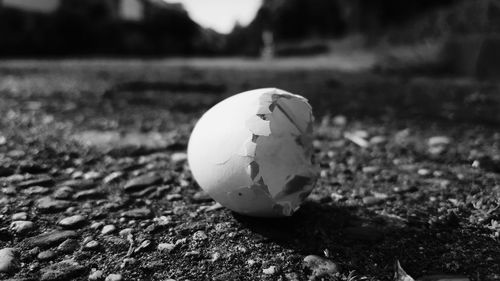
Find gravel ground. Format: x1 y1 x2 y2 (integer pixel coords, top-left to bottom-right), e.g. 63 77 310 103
0 60 499 281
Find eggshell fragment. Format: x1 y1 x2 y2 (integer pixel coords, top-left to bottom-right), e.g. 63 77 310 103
187 88 317 217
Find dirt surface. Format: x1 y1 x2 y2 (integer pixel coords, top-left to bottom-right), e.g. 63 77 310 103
0 59 499 281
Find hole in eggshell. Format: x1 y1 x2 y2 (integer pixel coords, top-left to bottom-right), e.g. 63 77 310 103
237 91 316 216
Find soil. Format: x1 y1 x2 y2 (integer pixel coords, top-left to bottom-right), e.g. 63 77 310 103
0 59 499 281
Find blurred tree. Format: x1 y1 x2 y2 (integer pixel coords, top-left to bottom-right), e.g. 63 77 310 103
0 0 218 57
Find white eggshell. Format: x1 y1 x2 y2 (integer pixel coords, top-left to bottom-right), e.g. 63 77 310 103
187 88 317 217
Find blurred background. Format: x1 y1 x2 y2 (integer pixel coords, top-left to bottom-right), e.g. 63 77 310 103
1 3 500 281
0 0 499 79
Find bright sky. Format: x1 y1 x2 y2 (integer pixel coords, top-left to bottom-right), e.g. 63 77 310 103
164 0 263 34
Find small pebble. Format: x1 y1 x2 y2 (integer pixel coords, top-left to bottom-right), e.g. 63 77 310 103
53 186 74 199
40 260 86 281
84 240 100 250
88 269 104 281
36 197 71 213
90 222 104 229
166 194 182 201
303 255 338 279
105 274 123 281
11 212 28 221
57 238 79 253
10 220 34 234
157 243 175 253
101 225 116 235
0 248 20 273
58 215 86 228
119 228 133 238
38 250 56 261
362 196 385 206
171 152 188 165
262 265 277 275
23 186 50 195
26 230 77 248
192 230 208 241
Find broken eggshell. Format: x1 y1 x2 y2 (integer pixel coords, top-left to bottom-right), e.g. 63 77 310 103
188 88 318 217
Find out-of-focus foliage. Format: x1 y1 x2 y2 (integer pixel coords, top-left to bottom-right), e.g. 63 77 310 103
225 0 462 56
0 0 223 57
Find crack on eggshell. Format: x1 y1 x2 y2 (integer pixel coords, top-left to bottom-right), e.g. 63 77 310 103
234 89 317 216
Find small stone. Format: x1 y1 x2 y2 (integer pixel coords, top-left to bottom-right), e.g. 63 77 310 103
184 251 200 258
90 222 104 229
418 169 431 176
28 247 40 257
17 177 54 188
192 230 208 241
118 228 133 238
332 115 347 126
101 225 116 235
57 239 80 253
175 238 187 246
214 222 231 233
362 166 380 174
88 269 104 281
10 221 34 235
204 202 223 212
120 258 136 269
428 136 451 147
393 185 418 194
11 212 28 221
121 208 153 219
36 197 71 213
171 152 187 165
53 186 74 199
192 191 212 203
83 240 100 250
105 274 123 281
262 265 277 275
285 272 300 281
74 189 103 200
60 179 95 189
123 173 162 193
166 194 182 201
369 135 387 145
362 196 385 206
38 250 56 261
0 248 20 273
129 185 158 197
83 171 101 180
26 230 78 248
428 136 450 155
58 215 87 228
103 171 124 184
303 255 338 279
134 240 151 253
40 260 86 281
210 252 221 262
2 186 16 195
330 192 345 202
23 186 50 195
157 243 175 253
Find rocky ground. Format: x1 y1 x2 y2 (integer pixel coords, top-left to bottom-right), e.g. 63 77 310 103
0 60 499 281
